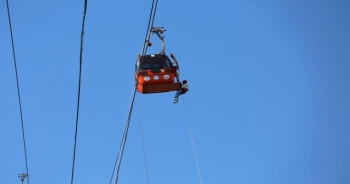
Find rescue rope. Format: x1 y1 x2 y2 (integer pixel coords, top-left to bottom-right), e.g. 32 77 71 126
136 95 150 184
70 0 88 183
6 1 30 183
181 96 203 184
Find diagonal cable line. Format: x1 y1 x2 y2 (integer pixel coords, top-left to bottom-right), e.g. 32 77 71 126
110 87 137 184
141 0 157 56
150 0 159 30
182 97 203 184
70 0 88 183
110 0 160 183
136 95 150 184
6 0 30 183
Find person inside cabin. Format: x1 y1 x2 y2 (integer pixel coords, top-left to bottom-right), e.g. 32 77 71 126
174 80 188 104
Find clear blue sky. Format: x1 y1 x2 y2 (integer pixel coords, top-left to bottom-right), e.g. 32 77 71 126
1 0 349 183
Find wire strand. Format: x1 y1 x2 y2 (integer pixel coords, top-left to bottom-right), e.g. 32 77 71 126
6 1 30 183
141 0 156 56
70 1 88 183
110 0 160 183
110 87 137 184
150 0 159 29
136 95 150 184
182 96 203 184
109 82 136 184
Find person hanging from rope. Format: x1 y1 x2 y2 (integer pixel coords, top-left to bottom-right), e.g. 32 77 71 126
174 80 188 104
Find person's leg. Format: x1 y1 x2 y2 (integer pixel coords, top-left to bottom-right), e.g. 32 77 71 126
175 90 182 99
174 90 181 103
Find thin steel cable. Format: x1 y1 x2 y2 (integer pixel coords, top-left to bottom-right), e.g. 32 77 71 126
110 0 160 183
109 82 135 184
110 87 137 184
143 0 159 56
136 95 150 184
181 96 203 184
70 1 88 183
141 0 156 57
6 1 30 183
150 0 159 30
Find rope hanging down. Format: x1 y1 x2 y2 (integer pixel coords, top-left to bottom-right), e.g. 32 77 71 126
110 0 159 183
182 97 203 184
70 0 88 184
6 0 30 183
136 95 150 184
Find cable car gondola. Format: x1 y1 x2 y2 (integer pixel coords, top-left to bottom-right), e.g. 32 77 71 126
135 27 181 94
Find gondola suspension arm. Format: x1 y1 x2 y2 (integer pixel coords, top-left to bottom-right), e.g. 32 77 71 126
148 27 166 54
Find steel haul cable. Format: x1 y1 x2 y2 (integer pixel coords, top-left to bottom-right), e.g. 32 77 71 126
70 0 88 183
6 0 30 183
142 0 159 56
110 87 137 184
110 0 159 183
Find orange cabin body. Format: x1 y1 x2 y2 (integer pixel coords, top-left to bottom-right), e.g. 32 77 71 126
135 54 180 94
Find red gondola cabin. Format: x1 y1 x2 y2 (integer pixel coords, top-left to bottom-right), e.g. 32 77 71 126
135 53 181 94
